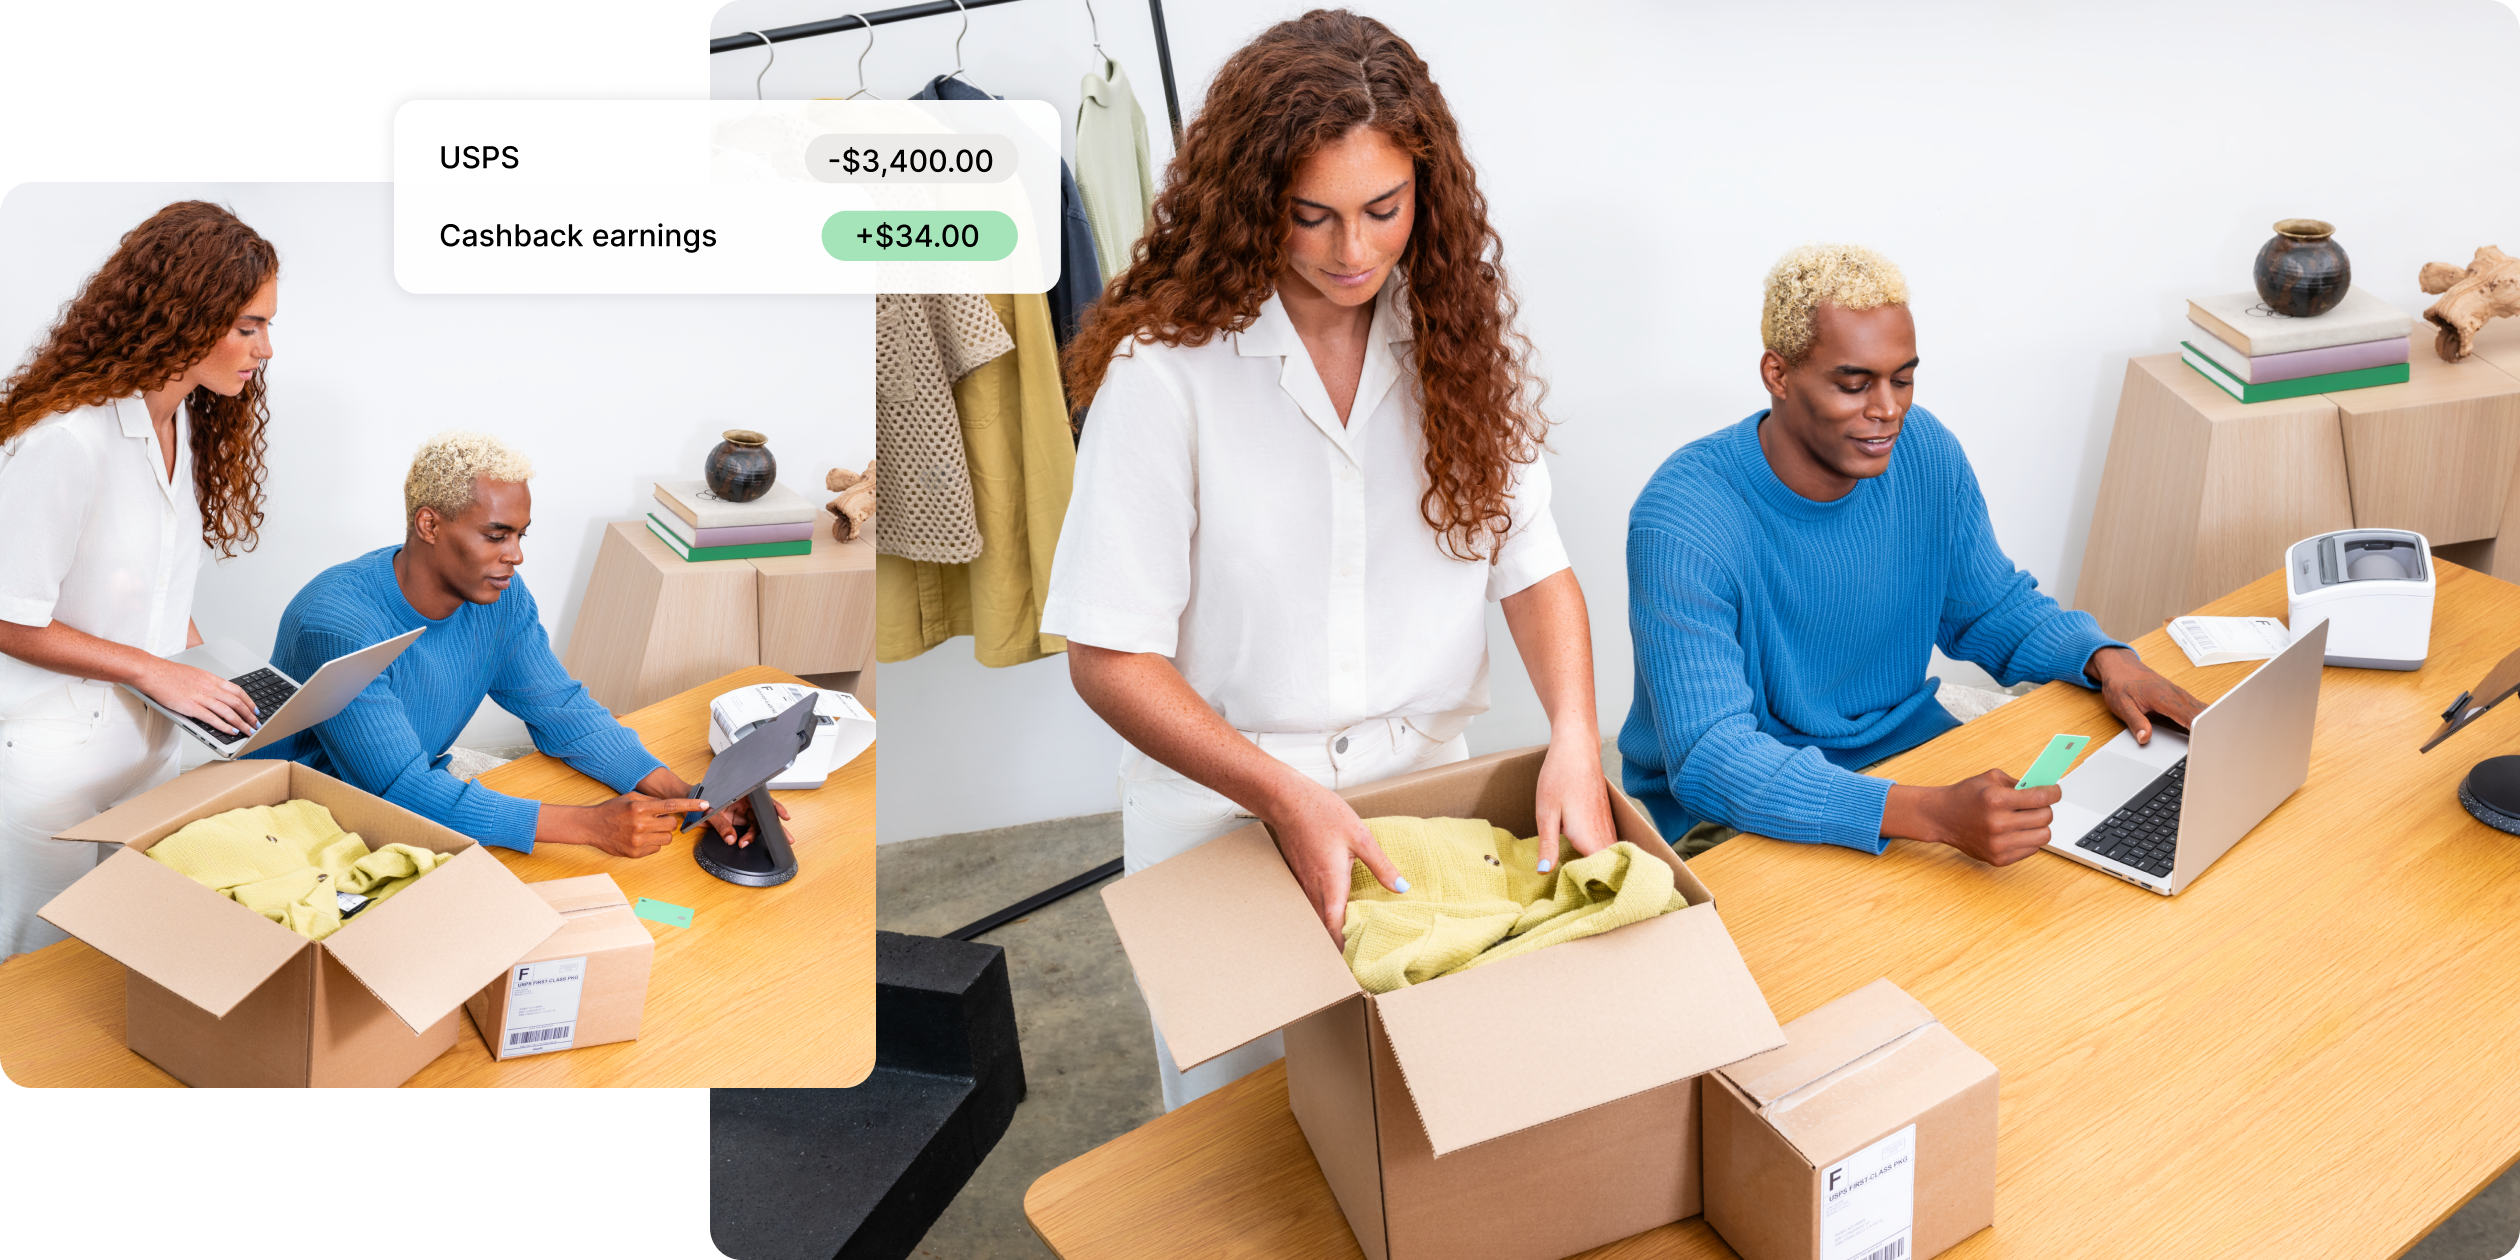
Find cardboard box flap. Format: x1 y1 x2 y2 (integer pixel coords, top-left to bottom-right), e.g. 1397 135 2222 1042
52 758 293 848
322 845 564 1032
1374 901 1784 1157
1761 1022 1996 1167
1716 978 1937 1109
528 873 633 917
36 846 307 1017
1102 823 1362 1070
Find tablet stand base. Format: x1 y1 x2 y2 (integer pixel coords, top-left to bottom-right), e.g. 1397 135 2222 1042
2460 755 2520 836
693 785 798 887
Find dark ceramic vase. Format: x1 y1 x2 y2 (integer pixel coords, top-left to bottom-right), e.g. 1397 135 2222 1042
2253 219 2351 318
705 429 777 503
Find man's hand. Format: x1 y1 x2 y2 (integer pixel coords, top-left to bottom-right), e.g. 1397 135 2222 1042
2087 646 2205 745
539 792 710 858
133 657 259 736
1264 776 1408 947
1883 770 2061 866
1533 733 1616 873
635 767 790 848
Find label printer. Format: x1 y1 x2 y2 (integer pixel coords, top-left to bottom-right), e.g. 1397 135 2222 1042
2285 528 2435 670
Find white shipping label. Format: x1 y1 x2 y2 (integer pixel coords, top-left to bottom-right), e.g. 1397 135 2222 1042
1820 1124 1916 1260
501 956 587 1058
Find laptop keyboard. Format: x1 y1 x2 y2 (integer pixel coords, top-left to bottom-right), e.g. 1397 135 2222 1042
174 668 298 748
2074 759 2187 878
234 667 298 722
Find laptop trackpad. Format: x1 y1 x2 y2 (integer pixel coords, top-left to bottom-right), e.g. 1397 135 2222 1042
2058 728 2190 816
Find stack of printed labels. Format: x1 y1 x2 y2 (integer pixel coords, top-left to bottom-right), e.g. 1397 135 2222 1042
2180 288 2414 404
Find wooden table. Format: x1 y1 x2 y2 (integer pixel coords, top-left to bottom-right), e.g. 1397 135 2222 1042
564 519 876 713
2075 350 2520 640
1027 564 2520 1259
0 665 875 1088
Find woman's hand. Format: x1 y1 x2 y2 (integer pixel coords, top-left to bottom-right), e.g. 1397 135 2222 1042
1534 732 1617 872
1263 775 1407 947
132 656 259 736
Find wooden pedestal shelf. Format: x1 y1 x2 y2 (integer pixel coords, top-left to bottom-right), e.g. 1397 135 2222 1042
2076 348 2520 641
564 519 877 714
2074 355 2351 641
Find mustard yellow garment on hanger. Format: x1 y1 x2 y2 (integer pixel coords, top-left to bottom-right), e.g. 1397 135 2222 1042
876 291 1076 667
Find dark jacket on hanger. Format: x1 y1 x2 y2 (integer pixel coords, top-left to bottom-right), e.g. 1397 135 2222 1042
916 75 1103 348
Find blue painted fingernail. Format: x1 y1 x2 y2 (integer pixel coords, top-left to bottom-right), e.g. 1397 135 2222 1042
1394 877 1411 893
1538 859 1553 873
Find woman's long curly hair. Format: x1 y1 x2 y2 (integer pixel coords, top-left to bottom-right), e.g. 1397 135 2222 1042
0 201 277 557
1059 8 1544 560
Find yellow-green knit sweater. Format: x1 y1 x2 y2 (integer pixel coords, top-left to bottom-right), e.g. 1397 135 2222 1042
1342 816 1689 994
145 800 455 941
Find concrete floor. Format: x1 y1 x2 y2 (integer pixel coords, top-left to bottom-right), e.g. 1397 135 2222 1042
876 732 2520 1260
875 811 1153 1260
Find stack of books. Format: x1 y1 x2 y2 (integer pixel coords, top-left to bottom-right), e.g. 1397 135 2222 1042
648 479 818 561
2181 288 2414 404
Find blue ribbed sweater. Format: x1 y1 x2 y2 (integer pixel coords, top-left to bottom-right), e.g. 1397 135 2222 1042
1617 408 2123 853
249 546 664 851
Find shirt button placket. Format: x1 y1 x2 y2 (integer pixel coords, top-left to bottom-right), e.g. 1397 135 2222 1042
1327 445 1369 721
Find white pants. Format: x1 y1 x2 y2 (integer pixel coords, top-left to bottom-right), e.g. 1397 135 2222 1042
0 680 179 958
1122 716 1471 1112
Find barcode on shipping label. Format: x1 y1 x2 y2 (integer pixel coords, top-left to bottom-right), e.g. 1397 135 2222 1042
501 956 587 1058
1820 1124 1915 1260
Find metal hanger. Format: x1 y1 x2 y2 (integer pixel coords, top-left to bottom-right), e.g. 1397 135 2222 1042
940 0 972 86
1082 0 1107 61
843 13 878 99
746 30 777 99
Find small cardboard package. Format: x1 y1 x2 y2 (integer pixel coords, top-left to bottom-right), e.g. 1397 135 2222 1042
37 759 563 1087
1103 746 1785 1260
467 873 654 1059
1703 979 1999 1260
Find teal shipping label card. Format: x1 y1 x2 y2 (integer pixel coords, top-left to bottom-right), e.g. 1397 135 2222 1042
635 897 694 929
2017 734 2090 789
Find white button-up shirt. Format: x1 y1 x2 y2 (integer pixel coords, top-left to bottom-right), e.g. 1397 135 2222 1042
0 396 202 713
1042 284 1569 773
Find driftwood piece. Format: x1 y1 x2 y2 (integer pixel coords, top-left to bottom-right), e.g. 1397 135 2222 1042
2419 245 2519 362
825 461 876 543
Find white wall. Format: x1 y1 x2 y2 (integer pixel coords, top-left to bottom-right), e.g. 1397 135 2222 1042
0 183 873 750
731 0 2520 842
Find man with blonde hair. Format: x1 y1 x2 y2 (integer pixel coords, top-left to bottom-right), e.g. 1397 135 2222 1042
253 431 772 857
1619 245 2202 866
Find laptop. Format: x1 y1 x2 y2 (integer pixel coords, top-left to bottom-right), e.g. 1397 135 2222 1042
2042 619 2327 895
124 628 425 760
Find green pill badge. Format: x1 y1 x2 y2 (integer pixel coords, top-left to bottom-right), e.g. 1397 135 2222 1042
823 211 1018 261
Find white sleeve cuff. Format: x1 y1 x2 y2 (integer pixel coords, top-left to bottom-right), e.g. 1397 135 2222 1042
1039 595 1181 657
0 595 58 629
1486 514 1570 601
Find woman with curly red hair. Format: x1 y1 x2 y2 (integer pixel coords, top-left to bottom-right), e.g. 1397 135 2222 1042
0 201 278 957
1042 10 1614 1109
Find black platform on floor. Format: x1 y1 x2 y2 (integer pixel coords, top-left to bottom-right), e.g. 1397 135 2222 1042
712 932 1026 1260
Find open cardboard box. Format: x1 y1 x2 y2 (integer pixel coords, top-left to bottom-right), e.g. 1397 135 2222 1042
37 759 563 1087
1703 979 1999 1260
1102 745 1786 1260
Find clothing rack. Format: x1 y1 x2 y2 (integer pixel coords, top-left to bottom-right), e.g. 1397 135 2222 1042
717 0 1179 939
709 0 1186 145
